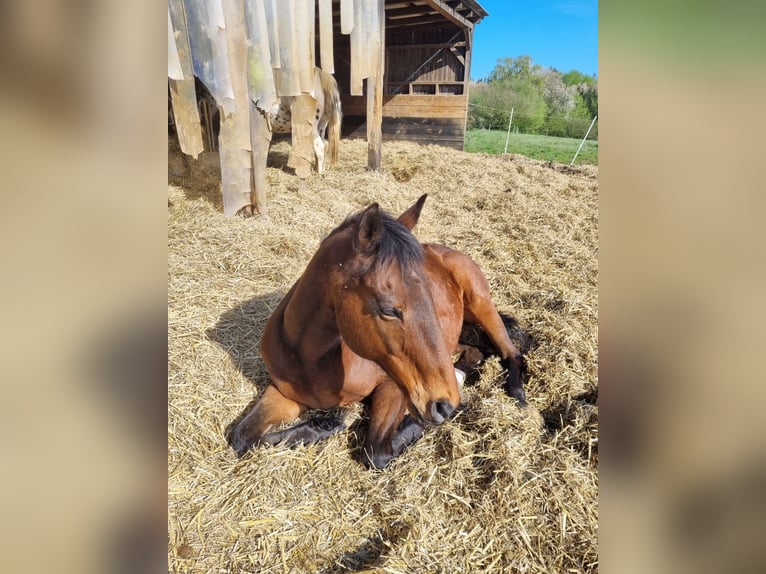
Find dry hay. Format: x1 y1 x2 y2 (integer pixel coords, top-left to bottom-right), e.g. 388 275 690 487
168 136 598 573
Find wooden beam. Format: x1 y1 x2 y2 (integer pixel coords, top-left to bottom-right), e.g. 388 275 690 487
449 45 465 67
385 5 436 19
420 0 474 30
386 15 461 29
388 42 467 49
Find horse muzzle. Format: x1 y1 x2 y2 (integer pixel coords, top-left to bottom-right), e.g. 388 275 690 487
425 398 456 425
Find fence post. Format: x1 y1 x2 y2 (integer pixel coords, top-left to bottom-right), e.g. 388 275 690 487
503 107 515 154
570 115 597 166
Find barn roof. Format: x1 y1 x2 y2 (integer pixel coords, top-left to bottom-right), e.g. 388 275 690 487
332 1 488 32
386 1 487 29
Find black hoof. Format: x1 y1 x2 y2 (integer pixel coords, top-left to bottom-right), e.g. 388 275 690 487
504 383 528 407
500 355 527 406
361 445 394 470
227 424 256 457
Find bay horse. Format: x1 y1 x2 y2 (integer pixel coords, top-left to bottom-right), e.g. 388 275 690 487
228 195 527 469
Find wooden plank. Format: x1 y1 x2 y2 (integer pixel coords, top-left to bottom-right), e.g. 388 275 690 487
249 100 272 216
385 116 465 129
342 95 468 118
168 7 183 80
296 0 314 93
288 93 318 178
340 0 354 35
263 0 280 68
245 0 276 111
349 0 365 95
344 116 466 141
219 0 255 217
275 0 300 95
168 0 203 159
318 0 334 73
343 94 469 107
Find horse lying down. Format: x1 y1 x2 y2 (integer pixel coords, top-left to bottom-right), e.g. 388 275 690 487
228 195 527 469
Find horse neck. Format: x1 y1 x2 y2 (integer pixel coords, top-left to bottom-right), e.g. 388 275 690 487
281 232 352 361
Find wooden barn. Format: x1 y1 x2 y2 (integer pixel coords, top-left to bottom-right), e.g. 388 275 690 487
334 0 487 150
168 0 487 217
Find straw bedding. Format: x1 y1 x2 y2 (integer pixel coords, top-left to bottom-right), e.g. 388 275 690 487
168 136 598 573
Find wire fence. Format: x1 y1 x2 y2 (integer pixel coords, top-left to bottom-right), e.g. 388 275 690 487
467 102 598 141
465 102 598 165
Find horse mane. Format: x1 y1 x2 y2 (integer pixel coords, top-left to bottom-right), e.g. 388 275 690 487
339 209 424 271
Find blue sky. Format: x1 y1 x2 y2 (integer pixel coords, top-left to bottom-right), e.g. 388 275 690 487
470 1 598 80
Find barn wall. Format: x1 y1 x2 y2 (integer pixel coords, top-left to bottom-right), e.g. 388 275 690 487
340 94 467 149
334 24 471 150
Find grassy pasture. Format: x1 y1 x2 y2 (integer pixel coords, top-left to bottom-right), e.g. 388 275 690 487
168 137 598 573
465 130 599 166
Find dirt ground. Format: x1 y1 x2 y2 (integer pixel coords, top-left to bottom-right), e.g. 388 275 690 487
168 135 598 573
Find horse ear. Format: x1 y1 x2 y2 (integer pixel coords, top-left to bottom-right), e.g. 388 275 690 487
353 203 383 254
397 194 427 230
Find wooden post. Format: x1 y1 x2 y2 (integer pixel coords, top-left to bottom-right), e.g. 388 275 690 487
367 0 385 171
461 27 473 151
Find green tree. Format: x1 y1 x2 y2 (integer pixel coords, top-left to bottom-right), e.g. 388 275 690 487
468 56 597 139
561 69 596 87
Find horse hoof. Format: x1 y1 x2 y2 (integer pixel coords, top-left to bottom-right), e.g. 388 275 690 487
361 446 394 470
504 383 528 407
228 426 255 457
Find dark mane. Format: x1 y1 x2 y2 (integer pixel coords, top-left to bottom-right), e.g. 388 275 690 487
377 211 424 268
339 209 424 270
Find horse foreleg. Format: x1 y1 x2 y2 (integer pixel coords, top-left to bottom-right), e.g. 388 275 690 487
228 384 303 457
363 379 425 469
465 296 527 405
456 259 527 405
313 133 326 174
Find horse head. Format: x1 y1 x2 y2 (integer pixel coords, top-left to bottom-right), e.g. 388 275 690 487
330 195 460 425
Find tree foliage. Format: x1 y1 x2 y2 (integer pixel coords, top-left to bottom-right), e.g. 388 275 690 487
469 55 598 139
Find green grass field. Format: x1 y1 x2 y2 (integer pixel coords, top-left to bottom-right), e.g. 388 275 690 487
465 130 598 166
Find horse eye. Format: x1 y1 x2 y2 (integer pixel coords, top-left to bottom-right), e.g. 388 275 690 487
380 306 403 320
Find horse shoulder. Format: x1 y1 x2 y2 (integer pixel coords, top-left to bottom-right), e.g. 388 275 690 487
260 287 305 395
422 243 468 348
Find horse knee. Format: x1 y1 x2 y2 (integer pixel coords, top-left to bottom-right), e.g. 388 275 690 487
227 386 303 456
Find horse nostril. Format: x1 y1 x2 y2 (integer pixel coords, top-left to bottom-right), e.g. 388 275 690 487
429 399 455 424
